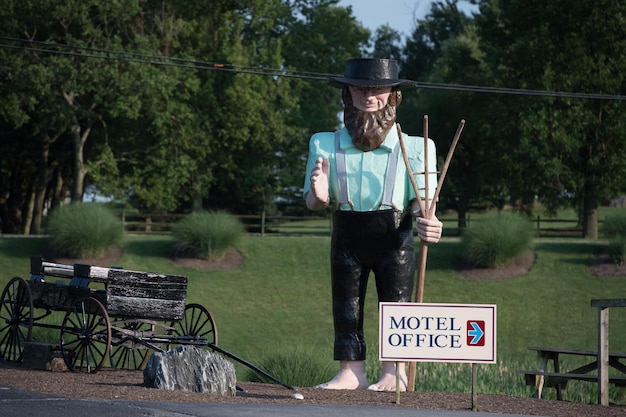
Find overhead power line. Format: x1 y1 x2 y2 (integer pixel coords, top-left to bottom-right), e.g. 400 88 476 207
1 36 625 101
408 80 626 100
0 37 328 82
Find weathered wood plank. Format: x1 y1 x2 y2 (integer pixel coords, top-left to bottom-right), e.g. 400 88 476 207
29 281 95 310
38 258 187 285
591 299 626 308
528 346 626 359
105 269 188 318
107 279 186 291
108 269 187 285
107 286 186 301
106 296 185 320
519 370 626 387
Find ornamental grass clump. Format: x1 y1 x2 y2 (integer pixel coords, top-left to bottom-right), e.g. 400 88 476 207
603 213 626 265
172 210 244 260
47 203 122 259
461 212 533 268
245 346 336 387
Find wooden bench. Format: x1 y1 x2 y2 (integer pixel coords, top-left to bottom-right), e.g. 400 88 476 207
518 346 626 400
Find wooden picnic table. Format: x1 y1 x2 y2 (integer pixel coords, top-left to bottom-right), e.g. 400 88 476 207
518 346 626 400
518 298 626 406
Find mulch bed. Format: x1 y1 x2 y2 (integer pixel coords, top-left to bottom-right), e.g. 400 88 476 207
1 362 625 417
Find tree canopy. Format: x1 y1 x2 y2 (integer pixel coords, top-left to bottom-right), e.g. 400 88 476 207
474 0 626 237
1 0 625 237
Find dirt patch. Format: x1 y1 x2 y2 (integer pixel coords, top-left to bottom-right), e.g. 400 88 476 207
456 250 536 280
50 245 125 268
169 248 245 271
457 249 626 280
587 253 626 279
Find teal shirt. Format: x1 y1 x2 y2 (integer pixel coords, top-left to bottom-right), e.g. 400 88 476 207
303 125 437 212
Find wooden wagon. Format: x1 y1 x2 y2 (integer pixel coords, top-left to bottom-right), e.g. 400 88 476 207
0 255 218 373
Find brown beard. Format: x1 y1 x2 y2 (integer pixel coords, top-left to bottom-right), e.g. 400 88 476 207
342 87 402 152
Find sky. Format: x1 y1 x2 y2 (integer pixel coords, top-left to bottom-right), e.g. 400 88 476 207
337 0 477 39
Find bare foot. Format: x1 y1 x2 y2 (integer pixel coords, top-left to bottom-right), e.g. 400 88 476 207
314 360 369 390
368 362 407 392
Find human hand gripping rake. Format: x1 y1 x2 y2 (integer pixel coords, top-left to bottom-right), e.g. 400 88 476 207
397 116 465 392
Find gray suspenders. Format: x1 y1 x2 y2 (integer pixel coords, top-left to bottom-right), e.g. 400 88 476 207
334 130 402 211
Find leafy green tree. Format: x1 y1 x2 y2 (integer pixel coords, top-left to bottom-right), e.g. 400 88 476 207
282 0 370 134
0 0 197 232
398 0 483 227
0 0 383 233
402 0 471 84
276 0 370 213
412 23 512 226
372 25 403 61
173 0 299 213
475 0 626 237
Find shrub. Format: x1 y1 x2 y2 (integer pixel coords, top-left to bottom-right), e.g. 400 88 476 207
47 203 122 258
171 210 243 260
603 214 626 265
461 212 533 268
244 346 336 387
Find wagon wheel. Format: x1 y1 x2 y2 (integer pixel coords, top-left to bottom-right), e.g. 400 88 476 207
60 297 111 373
0 277 33 362
169 303 218 350
109 319 151 370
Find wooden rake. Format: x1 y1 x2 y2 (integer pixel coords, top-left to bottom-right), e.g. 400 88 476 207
397 116 465 391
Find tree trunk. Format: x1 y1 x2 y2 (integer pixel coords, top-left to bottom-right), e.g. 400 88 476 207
582 182 599 239
0 166 28 234
50 169 65 212
192 193 203 212
457 207 468 229
29 186 45 235
70 123 90 203
63 92 93 204
23 190 35 235
456 196 471 232
30 136 51 234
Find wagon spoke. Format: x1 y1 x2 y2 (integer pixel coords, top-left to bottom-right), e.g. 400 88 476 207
61 297 111 373
169 303 218 350
82 339 107 370
62 334 81 351
110 319 151 370
0 277 33 362
0 328 17 360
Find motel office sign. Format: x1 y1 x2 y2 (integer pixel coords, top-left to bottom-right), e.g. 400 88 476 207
379 303 497 363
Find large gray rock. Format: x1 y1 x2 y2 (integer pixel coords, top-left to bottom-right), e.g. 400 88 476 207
143 346 236 396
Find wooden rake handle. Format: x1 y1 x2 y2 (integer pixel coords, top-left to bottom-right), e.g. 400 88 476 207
399 117 465 391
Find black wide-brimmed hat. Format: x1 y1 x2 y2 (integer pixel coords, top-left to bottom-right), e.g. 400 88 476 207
329 58 415 88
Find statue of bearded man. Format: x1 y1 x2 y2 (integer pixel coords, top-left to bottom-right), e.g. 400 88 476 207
303 58 443 392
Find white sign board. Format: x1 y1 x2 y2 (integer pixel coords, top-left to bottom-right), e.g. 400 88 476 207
379 302 497 363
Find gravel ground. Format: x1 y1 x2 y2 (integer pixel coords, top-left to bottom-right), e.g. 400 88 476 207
1 362 625 417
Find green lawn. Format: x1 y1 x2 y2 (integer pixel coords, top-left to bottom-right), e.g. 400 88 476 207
1 233 625 403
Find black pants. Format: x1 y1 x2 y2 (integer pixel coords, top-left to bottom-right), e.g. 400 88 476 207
331 210 415 361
